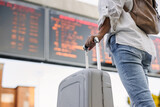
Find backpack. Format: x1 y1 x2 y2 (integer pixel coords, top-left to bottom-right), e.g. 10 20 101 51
124 0 159 34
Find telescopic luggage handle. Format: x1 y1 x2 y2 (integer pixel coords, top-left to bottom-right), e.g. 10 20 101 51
83 37 101 70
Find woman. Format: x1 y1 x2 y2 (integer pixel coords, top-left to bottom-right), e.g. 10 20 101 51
85 0 157 106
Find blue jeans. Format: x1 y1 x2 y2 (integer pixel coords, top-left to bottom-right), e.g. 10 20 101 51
109 35 155 107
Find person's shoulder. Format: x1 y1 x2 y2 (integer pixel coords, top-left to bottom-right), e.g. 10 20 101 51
124 0 133 12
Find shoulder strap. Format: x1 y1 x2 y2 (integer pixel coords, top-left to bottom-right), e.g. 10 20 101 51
152 0 156 8
153 0 160 19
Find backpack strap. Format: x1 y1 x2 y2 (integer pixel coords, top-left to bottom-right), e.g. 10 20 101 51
152 0 156 8
153 0 160 19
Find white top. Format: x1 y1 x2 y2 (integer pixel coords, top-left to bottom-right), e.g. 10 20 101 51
98 0 156 60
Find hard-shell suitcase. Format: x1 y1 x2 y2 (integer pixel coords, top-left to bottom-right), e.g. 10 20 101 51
57 37 114 107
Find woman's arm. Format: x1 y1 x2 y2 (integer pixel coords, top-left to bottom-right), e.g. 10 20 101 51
85 17 111 50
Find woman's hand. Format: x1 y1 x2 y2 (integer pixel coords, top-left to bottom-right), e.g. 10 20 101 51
85 34 102 50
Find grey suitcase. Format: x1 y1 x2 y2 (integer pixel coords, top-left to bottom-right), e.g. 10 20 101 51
57 37 114 107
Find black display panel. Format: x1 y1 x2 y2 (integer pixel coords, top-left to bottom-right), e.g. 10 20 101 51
0 0 45 60
150 36 160 73
49 9 113 67
0 0 159 74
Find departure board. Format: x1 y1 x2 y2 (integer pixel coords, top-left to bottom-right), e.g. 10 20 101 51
150 36 160 73
1 1 159 74
49 9 113 67
0 0 45 60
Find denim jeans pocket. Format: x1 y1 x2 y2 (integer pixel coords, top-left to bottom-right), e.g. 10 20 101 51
109 35 118 52
143 52 152 68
